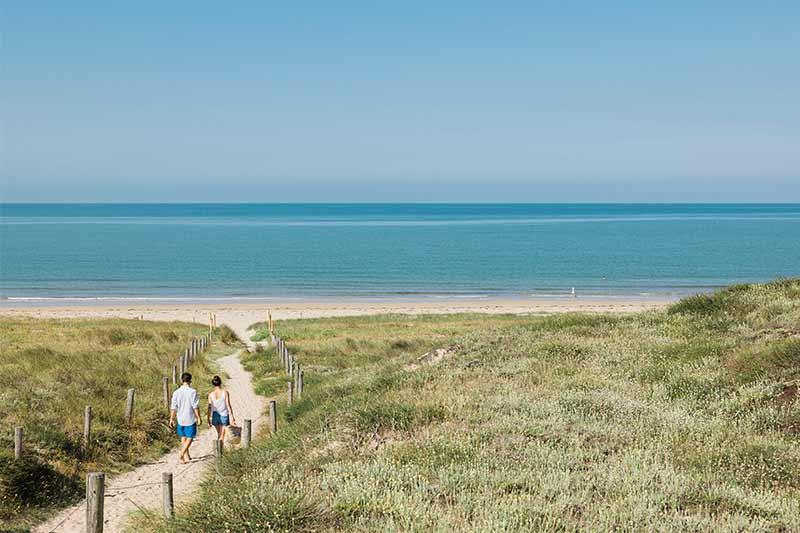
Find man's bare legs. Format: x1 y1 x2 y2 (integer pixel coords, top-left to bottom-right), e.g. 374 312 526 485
179 436 194 463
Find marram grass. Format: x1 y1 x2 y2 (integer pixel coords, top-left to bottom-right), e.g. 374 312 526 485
0 317 239 531
147 281 797 531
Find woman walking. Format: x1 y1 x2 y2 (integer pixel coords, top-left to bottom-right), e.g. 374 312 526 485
207 375 237 443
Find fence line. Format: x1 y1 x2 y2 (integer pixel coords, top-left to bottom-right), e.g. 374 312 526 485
41 318 313 530
11 322 216 464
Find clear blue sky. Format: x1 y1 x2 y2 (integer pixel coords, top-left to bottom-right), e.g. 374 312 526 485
2 2 798 202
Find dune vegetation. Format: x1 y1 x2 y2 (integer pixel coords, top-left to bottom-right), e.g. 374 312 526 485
132 279 800 532
0 317 238 531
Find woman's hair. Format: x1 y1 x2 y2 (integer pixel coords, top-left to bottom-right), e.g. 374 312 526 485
211 375 222 387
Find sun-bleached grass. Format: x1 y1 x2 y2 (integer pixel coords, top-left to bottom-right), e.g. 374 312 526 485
142 281 799 532
0 317 239 530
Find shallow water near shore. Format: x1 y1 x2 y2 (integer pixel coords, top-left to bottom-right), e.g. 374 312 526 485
2 203 799 300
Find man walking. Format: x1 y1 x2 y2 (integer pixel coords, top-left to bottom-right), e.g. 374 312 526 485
169 372 202 463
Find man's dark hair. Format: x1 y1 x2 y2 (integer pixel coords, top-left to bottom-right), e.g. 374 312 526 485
211 375 222 387
181 372 192 384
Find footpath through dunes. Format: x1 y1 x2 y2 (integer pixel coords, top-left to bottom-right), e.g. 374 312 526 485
35 320 266 533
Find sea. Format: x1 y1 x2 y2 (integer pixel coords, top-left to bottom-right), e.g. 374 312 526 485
1 203 798 304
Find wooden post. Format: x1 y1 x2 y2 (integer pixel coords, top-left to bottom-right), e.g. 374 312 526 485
14 427 22 460
162 472 174 519
86 472 105 533
242 419 252 448
287 381 294 405
172 364 178 385
178 356 185 377
162 377 170 410
297 370 304 400
269 400 277 434
84 406 92 450
124 388 135 423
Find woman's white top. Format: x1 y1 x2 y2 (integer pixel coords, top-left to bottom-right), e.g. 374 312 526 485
210 390 229 417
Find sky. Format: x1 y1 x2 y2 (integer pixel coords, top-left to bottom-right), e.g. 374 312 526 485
1 2 799 202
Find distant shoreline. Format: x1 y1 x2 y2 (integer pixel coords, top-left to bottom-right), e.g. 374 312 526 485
0 298 672 329
0 292 680 308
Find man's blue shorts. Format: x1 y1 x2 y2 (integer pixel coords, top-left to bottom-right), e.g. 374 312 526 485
176 423 197 439
212 412 230 427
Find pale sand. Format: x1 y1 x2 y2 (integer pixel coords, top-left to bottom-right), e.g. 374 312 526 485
0 298 670 329
35 322 267 533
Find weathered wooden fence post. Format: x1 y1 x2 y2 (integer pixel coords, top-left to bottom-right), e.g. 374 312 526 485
242 419 252 448
269 400 277 434
172 364 178 385
84 406 92 450
14 427 22 460
162 472 174 519
86 472 105 533
162 377 170 410
297 370 304 400
124 388 135 423
287 381 294 405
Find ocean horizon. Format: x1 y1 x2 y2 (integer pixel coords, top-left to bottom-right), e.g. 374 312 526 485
2 203 799 303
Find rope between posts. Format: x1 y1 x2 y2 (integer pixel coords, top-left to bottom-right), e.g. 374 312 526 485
45 504 83 533
103 454 214 497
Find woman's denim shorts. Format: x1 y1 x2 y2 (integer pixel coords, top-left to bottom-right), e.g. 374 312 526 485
212 412 230 426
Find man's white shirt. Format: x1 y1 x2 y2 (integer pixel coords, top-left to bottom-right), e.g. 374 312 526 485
171 384 199 426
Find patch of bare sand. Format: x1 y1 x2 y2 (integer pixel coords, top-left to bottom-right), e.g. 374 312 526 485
405 345 460 372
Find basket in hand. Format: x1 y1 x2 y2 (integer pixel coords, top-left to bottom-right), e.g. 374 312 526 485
228 424 242 446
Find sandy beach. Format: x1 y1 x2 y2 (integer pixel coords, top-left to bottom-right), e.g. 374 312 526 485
0 298 671 331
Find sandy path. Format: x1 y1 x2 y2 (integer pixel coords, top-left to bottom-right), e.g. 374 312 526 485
35 321 266 533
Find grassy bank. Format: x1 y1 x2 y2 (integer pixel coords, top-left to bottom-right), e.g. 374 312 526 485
0 317 239 531
145 281 798 531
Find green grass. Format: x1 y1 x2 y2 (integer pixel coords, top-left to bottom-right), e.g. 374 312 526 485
139 282 800 530
0 317 241 531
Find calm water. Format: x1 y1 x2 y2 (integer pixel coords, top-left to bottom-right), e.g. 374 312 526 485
1 204 799 302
